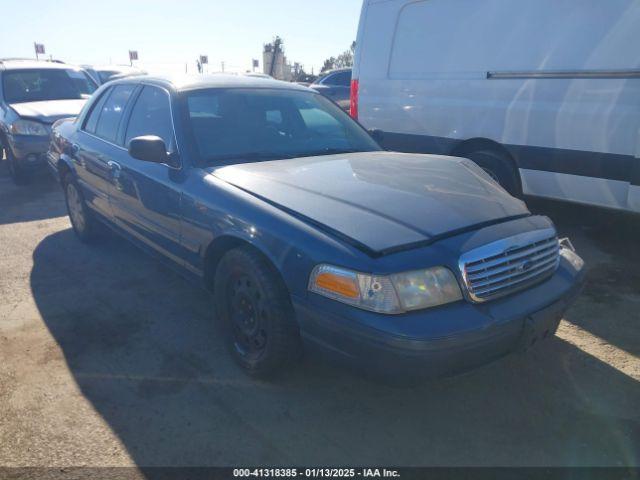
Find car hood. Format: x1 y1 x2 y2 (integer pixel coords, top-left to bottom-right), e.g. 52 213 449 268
9 99 87 124
210 152 530 254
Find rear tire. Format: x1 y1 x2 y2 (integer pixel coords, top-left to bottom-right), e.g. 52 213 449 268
461 149 521 197
62 173 101 243
214 246 301 377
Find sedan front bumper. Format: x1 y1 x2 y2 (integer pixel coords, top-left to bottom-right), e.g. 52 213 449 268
293 251 585 379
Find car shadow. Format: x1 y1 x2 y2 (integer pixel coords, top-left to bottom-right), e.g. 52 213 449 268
30 228 640 468
527 197 640 357
0 160 67 225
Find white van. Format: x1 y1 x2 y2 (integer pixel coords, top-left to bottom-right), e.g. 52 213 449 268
351 0 640 212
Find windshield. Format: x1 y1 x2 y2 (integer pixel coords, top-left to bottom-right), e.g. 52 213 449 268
184 88 380 164
2 69 97 104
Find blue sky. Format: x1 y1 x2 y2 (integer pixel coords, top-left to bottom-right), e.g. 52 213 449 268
1 0 362 74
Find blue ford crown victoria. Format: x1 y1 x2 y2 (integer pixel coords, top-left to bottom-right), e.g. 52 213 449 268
48 75 585 378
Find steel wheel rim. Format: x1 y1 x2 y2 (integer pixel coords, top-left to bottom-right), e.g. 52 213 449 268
66 183 86 232
228 274 268 358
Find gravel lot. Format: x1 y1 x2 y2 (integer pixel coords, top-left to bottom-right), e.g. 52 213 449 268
0 162 638 468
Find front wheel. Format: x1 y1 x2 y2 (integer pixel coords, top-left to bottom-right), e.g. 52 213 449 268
5 146 30 185
63 174 101 243
214 246 301 377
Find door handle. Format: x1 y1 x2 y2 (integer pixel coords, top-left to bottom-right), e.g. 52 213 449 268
107 160 121 172
70 144 85 167
107 161 123 190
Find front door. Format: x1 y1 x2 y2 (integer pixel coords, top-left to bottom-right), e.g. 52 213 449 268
109 85 184 263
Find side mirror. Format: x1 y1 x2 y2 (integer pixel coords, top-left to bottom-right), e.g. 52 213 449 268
369 129 384 144
128 135 169 165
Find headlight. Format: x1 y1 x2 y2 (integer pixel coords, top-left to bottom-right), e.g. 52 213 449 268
309 264 462 314
10 120 49 136
391 267 463 310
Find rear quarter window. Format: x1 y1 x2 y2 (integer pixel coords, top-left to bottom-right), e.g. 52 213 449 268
83 88 111 134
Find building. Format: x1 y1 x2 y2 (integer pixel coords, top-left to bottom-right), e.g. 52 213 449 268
263 37 293 81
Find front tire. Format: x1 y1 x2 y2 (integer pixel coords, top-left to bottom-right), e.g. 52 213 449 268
214 247 301 377
63 173 101 243
5 146 29 185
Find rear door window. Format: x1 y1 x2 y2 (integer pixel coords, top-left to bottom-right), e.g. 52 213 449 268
94 84 135 143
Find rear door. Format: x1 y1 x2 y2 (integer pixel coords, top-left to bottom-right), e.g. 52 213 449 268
110 85 184 263
73 84 137 219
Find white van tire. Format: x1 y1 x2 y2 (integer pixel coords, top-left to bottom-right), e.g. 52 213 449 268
463 150 521 197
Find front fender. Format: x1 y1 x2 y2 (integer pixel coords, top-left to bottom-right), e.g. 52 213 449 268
181 171 368 298
48 117 79 182
47 151 77 183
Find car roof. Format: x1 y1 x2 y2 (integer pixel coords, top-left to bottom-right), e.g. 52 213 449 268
90 64 143 73
0 59 83 71
106 74 311 93
319 67 352 75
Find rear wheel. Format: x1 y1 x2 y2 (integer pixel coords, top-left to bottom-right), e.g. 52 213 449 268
461 149 521 197
214 246 301 377
63 173 101 242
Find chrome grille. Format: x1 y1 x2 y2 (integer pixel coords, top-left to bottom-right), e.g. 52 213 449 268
459 228 560 302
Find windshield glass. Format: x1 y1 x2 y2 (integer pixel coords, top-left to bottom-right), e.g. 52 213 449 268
184 88 380 164
2 69 97 104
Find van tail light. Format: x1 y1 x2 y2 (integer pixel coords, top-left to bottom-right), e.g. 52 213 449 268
350 78 359 120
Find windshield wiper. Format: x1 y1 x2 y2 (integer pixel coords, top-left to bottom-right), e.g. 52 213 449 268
208 152 296 163
294 148 362 158
208 148 365 164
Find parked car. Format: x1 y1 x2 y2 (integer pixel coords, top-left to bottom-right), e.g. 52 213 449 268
310 68 351 111
242 72 273 79
352 0 640 212
294 74 318 87
48 75 584 379
82 65 146 85
0 59 98 184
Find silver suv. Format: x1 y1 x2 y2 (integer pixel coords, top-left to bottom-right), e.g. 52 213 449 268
0 59 97 184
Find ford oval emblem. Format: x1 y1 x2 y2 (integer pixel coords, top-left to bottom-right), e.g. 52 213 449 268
519 260 534 272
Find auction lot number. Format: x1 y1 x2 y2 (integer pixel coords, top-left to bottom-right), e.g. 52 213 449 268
234 468 400 478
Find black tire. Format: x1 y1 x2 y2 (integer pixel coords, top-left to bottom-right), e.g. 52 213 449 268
214 246 301 377
62 173 101 243
5 146 30 185
462 149 521 197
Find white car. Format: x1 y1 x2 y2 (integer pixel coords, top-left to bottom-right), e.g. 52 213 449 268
351 0 640 212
